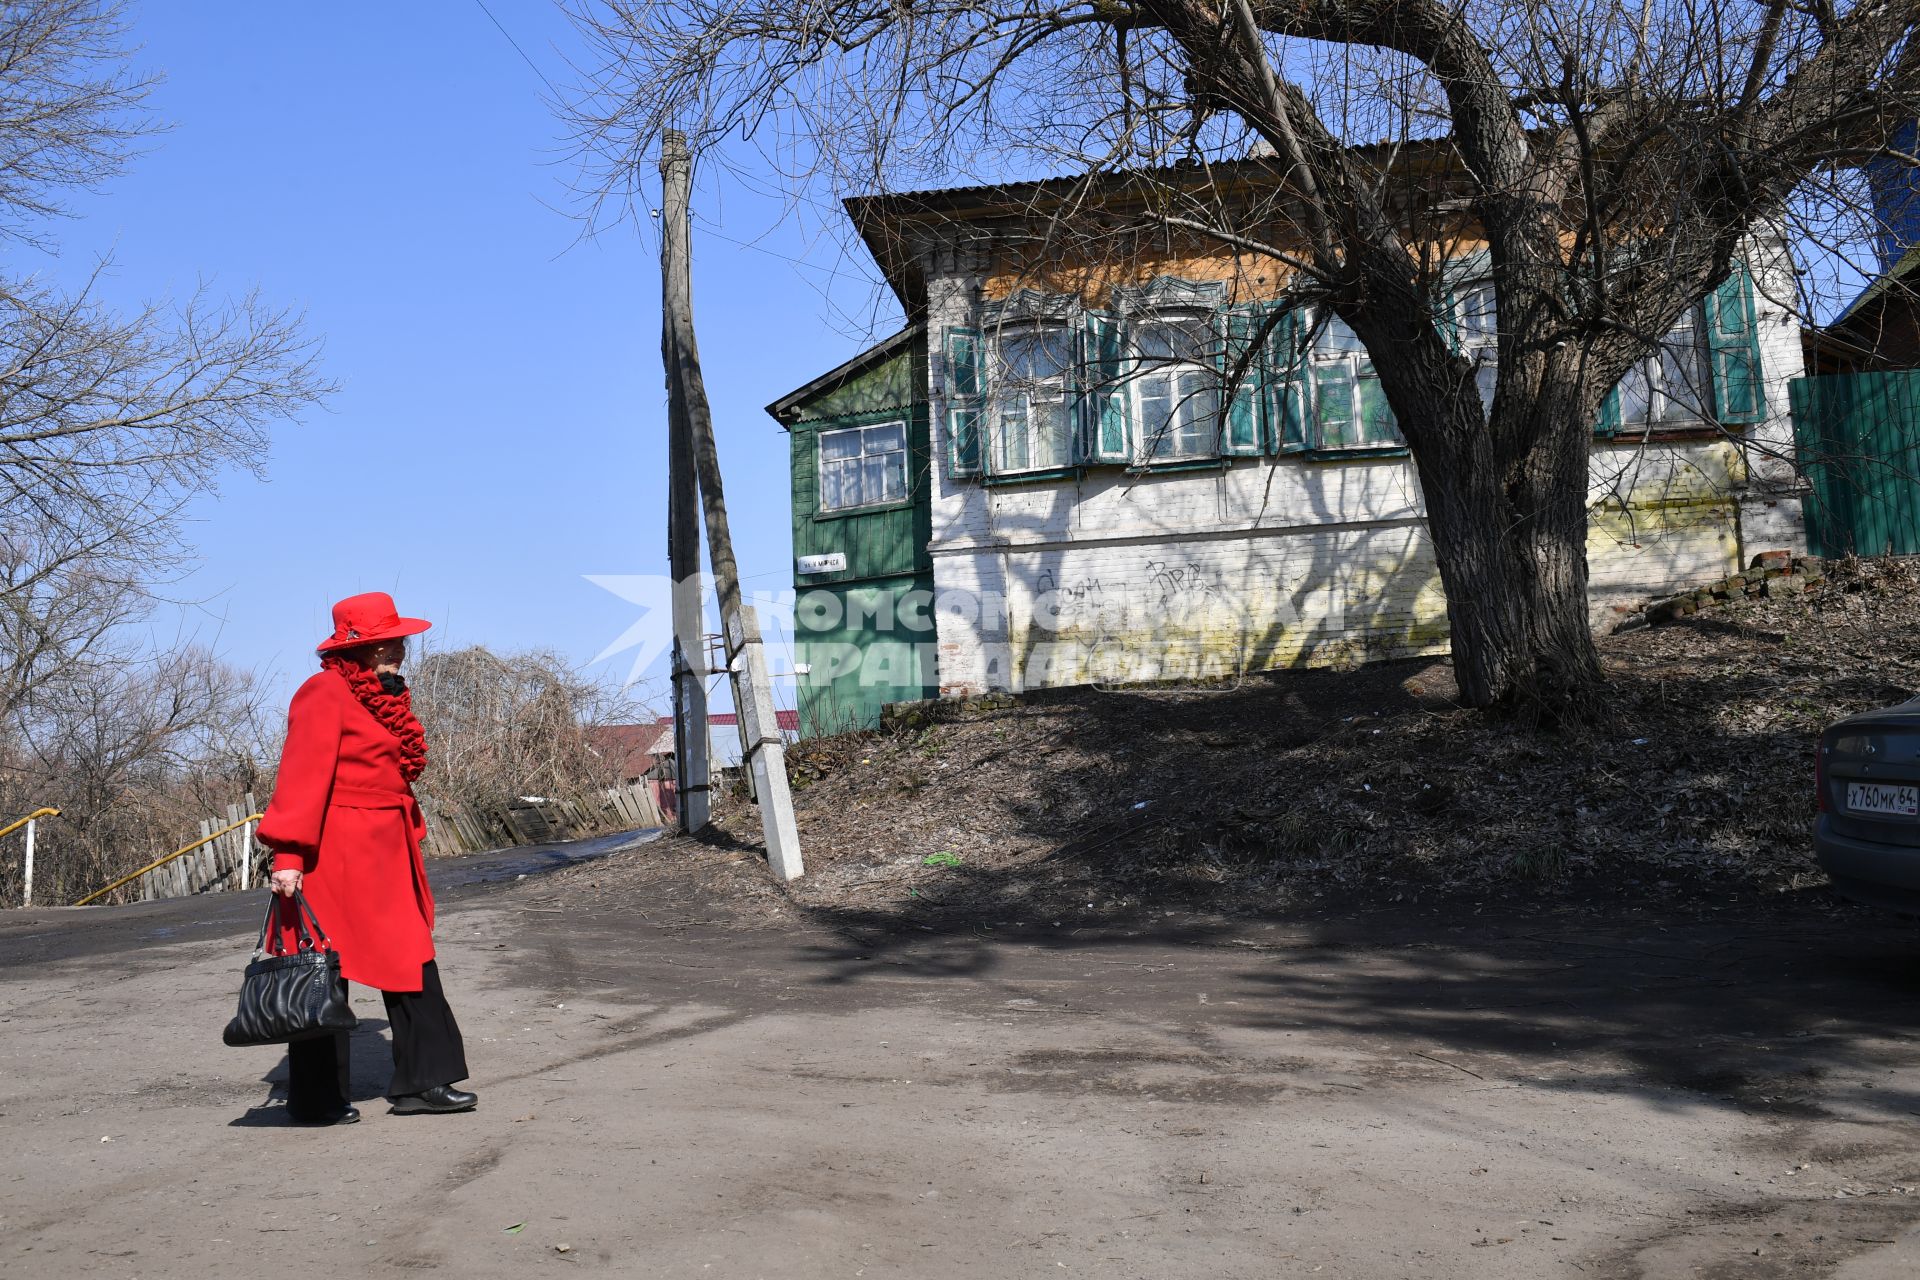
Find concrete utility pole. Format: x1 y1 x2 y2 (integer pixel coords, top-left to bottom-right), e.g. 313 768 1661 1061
660 133 712 834
658 129 804 881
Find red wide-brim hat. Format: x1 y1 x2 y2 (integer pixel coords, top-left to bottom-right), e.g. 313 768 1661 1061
315 591 432 653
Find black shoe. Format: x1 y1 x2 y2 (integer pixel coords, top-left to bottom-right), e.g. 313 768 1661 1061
389 1084 477 1115
288 1105 360 1126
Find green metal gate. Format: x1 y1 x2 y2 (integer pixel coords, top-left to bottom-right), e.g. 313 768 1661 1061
1791 370 1920 557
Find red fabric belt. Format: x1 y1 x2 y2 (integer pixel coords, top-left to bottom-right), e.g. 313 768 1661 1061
329 785 415 810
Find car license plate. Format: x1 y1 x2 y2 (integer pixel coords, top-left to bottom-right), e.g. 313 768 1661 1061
1847 782 1920 816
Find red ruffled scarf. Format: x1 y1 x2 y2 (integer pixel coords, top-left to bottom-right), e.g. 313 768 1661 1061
321 655 428 783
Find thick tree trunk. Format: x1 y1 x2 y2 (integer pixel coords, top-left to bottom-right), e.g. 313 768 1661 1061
1410 373 1603 716
1417 433 1528 709
1510 375 1607 710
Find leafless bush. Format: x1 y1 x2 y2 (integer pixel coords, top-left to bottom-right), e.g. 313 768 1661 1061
0 644 272 905
408 644 651 834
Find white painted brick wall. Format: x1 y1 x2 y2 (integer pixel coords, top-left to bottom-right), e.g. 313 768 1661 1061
919 236 1807 695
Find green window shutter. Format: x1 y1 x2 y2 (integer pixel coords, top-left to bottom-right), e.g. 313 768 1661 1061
946 406 982 477
1264 306 1309 452
1356 365 1401 444
944 327 982 398
943 326 983 478
1220 303 1264 456
1595 381 1622 438
1313 363 1356 450
1705 264 1765 424
1438 288 1462 354
1077 310 1132 463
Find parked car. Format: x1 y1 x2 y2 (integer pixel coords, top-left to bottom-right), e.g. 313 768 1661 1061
1815 703 1920 912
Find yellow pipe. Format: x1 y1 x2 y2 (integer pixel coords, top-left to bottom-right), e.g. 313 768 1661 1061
73 812 264 908
0 808 60 842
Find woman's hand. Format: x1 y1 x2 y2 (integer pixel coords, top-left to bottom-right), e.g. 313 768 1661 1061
270 868 303 898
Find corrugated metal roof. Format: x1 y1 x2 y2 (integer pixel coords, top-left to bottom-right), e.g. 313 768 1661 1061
842 140 1467 308
840 139 1451 218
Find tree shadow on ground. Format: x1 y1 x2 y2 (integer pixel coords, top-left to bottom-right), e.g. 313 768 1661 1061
757 642 1920 1123
779 893 1920 1124
790 623 1911 925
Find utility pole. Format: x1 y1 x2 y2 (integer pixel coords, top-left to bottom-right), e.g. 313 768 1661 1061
658 129 804 881
661 134 711 834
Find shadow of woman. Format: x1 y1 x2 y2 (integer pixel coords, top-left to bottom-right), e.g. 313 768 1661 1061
227 1019 393 1126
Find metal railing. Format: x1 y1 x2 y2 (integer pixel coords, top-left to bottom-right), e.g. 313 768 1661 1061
2 808 61 908
73 811 263 908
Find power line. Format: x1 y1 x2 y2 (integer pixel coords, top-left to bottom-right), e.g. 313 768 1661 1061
471 0 561 98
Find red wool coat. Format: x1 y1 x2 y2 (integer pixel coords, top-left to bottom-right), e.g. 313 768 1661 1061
257 670 436 992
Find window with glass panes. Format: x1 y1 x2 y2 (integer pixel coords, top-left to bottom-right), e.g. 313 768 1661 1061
989 325 1074 472
1615 307 1712 426
1456 284 1499 415
1309 313 1400 448
1130 313 1218 461
1454 282 1719 431
818 421 908 512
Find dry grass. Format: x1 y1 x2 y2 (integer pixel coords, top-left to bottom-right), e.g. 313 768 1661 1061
558 557 1920 926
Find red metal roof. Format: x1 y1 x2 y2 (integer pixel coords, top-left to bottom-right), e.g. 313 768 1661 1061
655 711 800 731
584 722 673 776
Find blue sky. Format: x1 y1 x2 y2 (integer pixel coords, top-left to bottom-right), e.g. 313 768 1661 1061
40 2 898 716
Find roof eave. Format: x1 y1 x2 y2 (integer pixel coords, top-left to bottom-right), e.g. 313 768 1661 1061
763 324 923 427
1833 244 1920 327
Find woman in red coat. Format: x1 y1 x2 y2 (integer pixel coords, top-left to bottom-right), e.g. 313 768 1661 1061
258 592 477 1125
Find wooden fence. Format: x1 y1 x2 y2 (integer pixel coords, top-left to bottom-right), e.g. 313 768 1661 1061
420 783 667 856
121 782 666 903
137 796 263 902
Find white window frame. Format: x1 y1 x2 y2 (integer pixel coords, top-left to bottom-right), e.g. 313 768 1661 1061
1453 280 1715 431
817 420 909 513
1456 283 1500 416
1306 310 1401 450
1616 305 1713 427
987 322 1074 474
1128 309 1219 463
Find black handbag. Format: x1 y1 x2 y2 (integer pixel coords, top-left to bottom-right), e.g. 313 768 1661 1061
222 891 357 1047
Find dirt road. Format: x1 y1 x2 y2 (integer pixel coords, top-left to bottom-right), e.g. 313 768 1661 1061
3 838 1918 1279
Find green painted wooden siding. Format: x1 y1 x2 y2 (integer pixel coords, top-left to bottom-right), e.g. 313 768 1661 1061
1791 370 1920 556
797 347 918 420
787 338 933 586
794 574 938 737
785 333 938 732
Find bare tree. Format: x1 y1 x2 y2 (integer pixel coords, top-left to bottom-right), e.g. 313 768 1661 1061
0 2 330 899
0 0 156 241
566 0 1918 716
0 642 273 904
409 643 646 819
0 2 330 628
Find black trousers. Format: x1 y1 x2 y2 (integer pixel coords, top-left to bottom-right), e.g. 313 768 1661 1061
286 960 469 1116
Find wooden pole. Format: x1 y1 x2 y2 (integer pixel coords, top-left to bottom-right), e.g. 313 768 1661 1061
660 131 712 834
657 128 804 881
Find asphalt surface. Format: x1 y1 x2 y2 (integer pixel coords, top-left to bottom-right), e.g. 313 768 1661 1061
3 833 1920 1278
